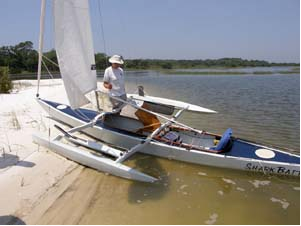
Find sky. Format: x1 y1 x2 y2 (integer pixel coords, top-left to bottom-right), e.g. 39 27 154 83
0 0 300 63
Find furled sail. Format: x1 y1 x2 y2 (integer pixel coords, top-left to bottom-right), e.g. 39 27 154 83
53 0 97 109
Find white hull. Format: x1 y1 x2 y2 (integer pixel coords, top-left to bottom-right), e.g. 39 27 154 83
32 134 156 182
37 99 300 177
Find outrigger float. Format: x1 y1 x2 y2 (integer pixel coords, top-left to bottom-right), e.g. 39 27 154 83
33 0 300 183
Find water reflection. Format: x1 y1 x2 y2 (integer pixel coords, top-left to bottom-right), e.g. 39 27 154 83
128 155 170 203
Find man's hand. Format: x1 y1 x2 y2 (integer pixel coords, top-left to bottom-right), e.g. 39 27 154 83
104 82 112 89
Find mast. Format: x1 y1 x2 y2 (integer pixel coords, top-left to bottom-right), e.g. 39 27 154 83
36 0 46 97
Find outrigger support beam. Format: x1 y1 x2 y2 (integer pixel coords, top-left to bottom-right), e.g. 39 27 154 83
53 124 123 158
115 108 187 163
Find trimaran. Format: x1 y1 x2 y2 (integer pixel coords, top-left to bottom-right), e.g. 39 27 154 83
33 0 300 182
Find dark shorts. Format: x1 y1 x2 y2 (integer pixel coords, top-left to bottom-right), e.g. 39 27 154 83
110 94 127 112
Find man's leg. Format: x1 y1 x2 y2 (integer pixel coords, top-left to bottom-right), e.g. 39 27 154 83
110 94 127 114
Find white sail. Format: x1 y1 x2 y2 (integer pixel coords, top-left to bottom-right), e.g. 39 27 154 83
53 0 97 109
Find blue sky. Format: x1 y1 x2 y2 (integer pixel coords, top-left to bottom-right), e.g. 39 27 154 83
0 0 299 63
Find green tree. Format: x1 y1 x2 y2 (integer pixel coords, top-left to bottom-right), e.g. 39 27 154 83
0 67 12 93
0 41 37 74
0 41 298 73
95 53 107 70
161 62 173 69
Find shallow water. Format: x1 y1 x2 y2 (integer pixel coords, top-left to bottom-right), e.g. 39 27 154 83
38 71 300 224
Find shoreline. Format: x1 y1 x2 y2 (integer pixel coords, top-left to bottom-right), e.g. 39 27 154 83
0 78 139 224
161 70 299 75
0 79 299 224
8 66 300 80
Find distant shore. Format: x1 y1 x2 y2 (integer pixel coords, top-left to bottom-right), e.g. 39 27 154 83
8 70 152 80
8 66 300 80
162 69 300 75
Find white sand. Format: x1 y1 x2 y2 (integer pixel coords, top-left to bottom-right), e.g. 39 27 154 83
0 79 83 222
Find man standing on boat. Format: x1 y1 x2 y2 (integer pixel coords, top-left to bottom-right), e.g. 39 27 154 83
103 55 127 113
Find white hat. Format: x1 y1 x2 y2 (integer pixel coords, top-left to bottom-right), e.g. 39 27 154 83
109 55 124 65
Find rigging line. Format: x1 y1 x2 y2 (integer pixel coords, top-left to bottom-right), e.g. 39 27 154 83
42 54 59 68
97 0 109 67
42 60 54 79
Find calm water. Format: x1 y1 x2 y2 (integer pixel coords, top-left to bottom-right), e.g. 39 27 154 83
124 71 300 152
175 66 298 73
40 71 300 224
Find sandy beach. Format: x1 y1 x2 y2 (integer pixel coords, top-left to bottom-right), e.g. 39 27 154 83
0 79 85 224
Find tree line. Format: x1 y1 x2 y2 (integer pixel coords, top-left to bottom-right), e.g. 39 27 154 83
0 41 298 74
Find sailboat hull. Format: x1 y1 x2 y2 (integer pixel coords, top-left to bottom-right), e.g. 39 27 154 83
37 98 300 177
32 134 157 182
